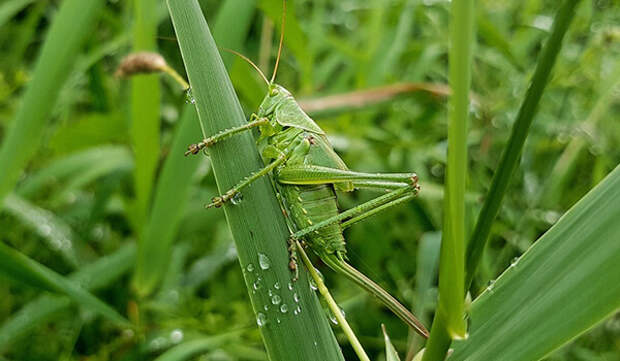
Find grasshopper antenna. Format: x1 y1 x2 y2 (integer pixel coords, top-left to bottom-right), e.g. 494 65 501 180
270 0 286 84
223 48 270 86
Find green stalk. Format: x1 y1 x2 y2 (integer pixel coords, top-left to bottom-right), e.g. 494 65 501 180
129 0 160 229
465 0 582 289
296 242 370 361
166 1 344 360
423 0 474 359
0 0 105 206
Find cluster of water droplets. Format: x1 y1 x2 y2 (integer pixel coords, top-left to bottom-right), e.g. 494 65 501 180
244 252 306 328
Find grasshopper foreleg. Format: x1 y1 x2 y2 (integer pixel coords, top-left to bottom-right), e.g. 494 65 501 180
185 114 268 155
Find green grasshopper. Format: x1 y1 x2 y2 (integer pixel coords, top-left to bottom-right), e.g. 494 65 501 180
185 6 428 339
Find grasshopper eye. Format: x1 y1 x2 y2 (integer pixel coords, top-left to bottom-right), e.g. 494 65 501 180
270 88 279 96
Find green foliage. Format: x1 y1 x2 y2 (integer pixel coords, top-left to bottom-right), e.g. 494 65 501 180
0 0 618 359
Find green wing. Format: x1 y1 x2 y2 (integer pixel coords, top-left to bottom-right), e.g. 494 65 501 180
274 99 325 135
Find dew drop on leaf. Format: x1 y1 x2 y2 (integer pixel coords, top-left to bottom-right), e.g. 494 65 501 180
256 312 267 327
258 253 271 270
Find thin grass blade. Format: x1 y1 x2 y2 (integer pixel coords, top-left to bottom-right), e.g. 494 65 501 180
0 0 105 206
0 243 136 350
465 0 582 288
0 242 130 326
3 194 81 268
129 0 161 229
153 334 241 361
0 0 35 28
132 106 201 296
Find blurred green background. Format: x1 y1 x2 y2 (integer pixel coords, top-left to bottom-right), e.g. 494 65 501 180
0 0 618 360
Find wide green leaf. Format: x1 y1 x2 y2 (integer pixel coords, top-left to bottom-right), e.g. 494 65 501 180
451 165 620 361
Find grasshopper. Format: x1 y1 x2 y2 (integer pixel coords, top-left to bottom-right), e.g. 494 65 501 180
185 4 428 339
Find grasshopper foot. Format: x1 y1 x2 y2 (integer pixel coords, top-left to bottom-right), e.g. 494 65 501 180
185 138 215 156
205 190 239 209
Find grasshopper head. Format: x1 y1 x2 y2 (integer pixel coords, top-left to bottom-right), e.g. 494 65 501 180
258 84 291 117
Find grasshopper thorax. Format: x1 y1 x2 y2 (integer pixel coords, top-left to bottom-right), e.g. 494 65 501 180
257 84 325 135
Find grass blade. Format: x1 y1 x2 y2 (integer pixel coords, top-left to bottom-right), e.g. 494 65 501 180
153 334 240 361
465 0 582 288
132 106 201 296
0 0 35 29
133 0 255 297
4 194 81 268
166 1 345 359
0 0 105 206
0 243 136 351
383 325 403 361
129 0 161 228
451 165 620 361
423 0 475 358
16 146 133 198
0 242 130 326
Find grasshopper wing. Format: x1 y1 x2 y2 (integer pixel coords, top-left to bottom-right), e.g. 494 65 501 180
275 100 325 135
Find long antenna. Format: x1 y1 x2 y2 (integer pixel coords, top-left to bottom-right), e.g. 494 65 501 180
270 0 286 84
222 48 270 86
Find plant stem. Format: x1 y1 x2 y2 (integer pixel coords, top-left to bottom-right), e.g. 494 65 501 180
296 241 371 361
465 0 582 289
423 0 474 358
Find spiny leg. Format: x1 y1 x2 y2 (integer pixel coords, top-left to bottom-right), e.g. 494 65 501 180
207 137 308 208
289 185 418 240
185 114 268 155
207 147 289 208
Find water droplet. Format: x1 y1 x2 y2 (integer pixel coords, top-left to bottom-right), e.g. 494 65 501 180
184 88 196 104
293 292 300 303
258 253 271 270
268 289 273 297
246 263 255 272
256 312 267 327
170 329 184 343
40 224 52 236
253 280 262 290
280 304 288 313
294 305 302 315
309 278 318 291
277 318 281 324
329 312 338 325
271 294 281 305
486 279 496 292
231 192 244 205
328 307 345 324
288 281 294 290
274 281 281 290
510 257 520 267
